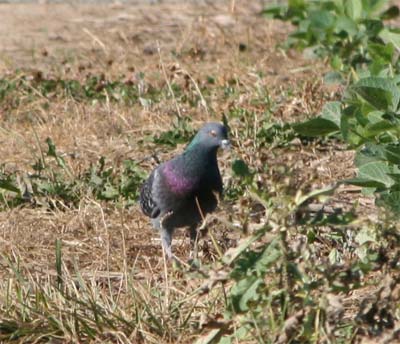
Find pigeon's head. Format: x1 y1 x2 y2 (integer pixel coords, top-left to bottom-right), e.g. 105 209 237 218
188 122 229 152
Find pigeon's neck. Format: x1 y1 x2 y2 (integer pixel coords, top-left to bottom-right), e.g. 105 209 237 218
163 143 218 195
182 143 218 171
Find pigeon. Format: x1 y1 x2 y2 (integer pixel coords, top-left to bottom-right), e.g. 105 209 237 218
139 122 229 258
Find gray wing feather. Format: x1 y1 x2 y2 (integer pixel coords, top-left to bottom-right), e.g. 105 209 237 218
139 169 161 218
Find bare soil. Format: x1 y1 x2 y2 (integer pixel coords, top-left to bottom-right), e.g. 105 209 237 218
0 0 370 278
0 2 386 342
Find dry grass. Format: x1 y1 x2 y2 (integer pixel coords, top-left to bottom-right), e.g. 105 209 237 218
0 1 397 343
0 0 330 273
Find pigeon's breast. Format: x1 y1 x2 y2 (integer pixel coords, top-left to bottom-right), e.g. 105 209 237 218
163 163 197 195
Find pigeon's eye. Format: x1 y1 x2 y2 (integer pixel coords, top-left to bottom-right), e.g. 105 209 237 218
209 130 217 137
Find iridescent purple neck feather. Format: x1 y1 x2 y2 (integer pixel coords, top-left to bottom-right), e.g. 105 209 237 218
163 162 197 195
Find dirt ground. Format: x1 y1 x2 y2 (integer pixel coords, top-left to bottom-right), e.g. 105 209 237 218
0 2 388 342
0 0 372 278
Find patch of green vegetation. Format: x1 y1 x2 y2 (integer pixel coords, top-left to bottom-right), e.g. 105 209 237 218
0 138 145 209
1 3 400 342
267 0 400 216
152 116 195 147
197 171 399 343
191 2 400 342
264 0 400 72
87 157 146 204
0 72 166 109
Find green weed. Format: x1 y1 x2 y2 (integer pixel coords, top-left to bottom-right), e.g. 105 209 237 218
0 138 145 209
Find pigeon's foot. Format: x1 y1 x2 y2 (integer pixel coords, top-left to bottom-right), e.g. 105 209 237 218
189 225 200 261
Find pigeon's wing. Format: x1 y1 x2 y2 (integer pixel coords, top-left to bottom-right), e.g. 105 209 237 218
139 169 161 219
141 157 203 221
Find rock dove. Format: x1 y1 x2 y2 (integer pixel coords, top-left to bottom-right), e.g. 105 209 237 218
139 122 229 258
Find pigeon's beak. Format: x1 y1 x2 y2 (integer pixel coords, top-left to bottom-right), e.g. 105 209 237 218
220 139 230 150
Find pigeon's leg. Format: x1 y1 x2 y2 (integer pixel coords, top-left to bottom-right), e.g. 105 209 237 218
189 225 199 260
158 211 174 259
160 226 174 259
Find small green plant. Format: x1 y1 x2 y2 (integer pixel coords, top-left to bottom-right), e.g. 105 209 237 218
0 138 146 209
294 63 400 214
152 116 195 147
267 0 400 215
197 172 397 343
0 72 166 109
264 0 400 72
88 157 146 204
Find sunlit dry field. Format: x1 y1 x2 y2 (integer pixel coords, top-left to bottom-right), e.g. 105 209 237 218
0 1 398 343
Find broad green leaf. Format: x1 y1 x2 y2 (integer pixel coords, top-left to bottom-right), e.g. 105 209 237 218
345 0 362 20
223 230 269 265
364 120 397 137
379 28 400 51
352 77 400 111
335 15 358 36
295 184 337 206
340 177 386 188
367 42 394 63
357 143 400 165
358 161 396 187
309 10 336 30
288 0 307 14
324 71 343 84
362 187 377 196
293 117 339 137
255 238 282 273
362 0 389 15
362 19 384 37
238 278 263 312
333 0 344 13
386 173 400 184
355 143 386 166
331 55 343 71
366 110 385 124
0 179 20 193
320 101 342 127
383 145 400 164
369 62 391 77
355 228 376 245
229 276 258 312
340 117 364 147
378 190 400 214
46 137 58 158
